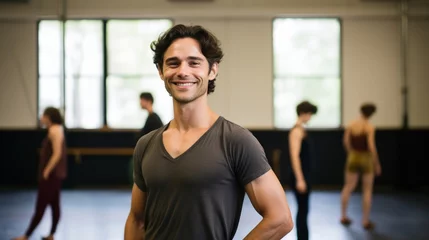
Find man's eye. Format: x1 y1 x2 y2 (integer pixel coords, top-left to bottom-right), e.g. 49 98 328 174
168 63 179 67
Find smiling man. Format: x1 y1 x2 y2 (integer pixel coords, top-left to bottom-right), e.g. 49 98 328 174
124 24 293 240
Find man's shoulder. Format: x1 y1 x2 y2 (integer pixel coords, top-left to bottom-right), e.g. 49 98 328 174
135 127 163 150
219 117 249 132
150 112 164 125
150 112 160 117
219 117 258 143
48 125 64 139
289 125 304 137
148 112 162 121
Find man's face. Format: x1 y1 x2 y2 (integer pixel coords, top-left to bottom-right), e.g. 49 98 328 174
158 37 218 104
40 114 49 127
140 98 149 110
301 113 313 124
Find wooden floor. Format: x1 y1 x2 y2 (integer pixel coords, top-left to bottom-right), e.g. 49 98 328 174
1 189 428 240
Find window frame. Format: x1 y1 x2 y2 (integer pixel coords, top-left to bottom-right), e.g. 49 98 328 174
36 18 174 130
271 17 343 130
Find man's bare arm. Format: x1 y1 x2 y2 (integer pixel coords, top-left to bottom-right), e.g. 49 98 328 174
343 126 352 153
124 184 147 240
367 126 381 175
289 128 304 184
243 170 293 239
43 126 64 177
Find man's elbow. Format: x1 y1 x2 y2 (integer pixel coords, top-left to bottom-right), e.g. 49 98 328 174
270 214 293 236
369 146 377 155
48 155 61 166
279 216 294 236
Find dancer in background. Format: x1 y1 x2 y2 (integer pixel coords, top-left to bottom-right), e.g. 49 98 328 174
340 103 382 230
289 100 318 240
129 92 164 184
138 92 163 138
13 107 67 240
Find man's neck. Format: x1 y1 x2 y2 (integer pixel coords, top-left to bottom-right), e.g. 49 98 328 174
359 115 369 122
296 118 305 127
171 96 217 132
146 105 153 114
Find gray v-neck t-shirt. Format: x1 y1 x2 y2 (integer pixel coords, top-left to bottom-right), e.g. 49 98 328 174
133 116 271 240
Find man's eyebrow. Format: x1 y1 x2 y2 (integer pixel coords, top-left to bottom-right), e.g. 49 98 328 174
187 56 204 61
165 57 179 63
165 56 204 63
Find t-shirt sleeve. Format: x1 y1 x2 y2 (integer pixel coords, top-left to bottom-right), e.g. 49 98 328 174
133 131 156 192
230 128 272 186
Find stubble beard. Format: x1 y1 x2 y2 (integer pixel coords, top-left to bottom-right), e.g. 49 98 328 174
166 81 207 104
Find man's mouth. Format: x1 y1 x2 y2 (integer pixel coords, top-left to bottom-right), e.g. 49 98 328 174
173 82 196 86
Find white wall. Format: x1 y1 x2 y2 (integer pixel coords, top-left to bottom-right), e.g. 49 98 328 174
0 22 37 128
408 19 429 128
0 0 428 129
342 19 402 128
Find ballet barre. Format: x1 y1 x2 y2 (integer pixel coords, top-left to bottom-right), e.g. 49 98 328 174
66 148 134 163
38 147 134 164
37 147 282 177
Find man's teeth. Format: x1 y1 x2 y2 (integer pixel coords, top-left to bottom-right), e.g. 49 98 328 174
176 83 194 86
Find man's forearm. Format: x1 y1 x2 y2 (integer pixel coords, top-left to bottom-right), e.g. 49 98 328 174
344 144 351 153
44 155 61 174
124 214 145 240
372 152 380 166
291 157 304 182
244 217 291 240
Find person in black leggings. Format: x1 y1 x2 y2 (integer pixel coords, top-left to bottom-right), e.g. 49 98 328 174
13 107 67 240
288 101 318 240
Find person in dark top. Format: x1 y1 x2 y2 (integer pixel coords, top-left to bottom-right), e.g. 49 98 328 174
13 107 67 240
130 92 165 185
124 24 293 240
288 100 318 240
139 92 164 138
341 103 381 230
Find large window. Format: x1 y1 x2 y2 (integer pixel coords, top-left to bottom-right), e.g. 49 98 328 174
38 21 63 115
38 19 173 129
107 20 172 128
273 18 341 128
65 20 103 128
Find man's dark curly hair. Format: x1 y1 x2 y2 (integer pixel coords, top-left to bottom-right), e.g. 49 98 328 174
43 107 63 125
296 101 318 116
360 103 377 118
150 24 224 94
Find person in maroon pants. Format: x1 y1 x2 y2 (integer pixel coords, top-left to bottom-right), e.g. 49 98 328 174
13 107 67 240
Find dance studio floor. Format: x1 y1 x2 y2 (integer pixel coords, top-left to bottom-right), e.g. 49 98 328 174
1 189 428 240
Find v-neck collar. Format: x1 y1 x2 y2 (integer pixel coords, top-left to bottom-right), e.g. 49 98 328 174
160 116 223 162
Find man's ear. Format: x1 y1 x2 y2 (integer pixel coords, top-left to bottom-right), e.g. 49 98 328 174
208 63 219 80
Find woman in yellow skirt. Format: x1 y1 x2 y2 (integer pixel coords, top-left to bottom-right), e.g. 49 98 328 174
340 103 382 230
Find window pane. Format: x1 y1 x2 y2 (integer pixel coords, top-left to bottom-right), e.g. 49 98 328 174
38 76 61 116
65 77 103 129
273 19 340 77
38 20 62 76
274 77 340 128
65 20 103 76
107 76 172 129
107 19 172 75
64 20 103 128
273 18 341 128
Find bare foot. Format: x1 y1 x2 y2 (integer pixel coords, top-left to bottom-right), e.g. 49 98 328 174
12 236 28 240
340 217 352 225
363 221 375 230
